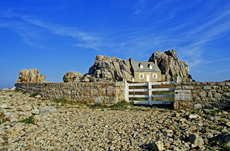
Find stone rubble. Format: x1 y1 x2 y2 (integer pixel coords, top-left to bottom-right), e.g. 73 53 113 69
1 90 230 150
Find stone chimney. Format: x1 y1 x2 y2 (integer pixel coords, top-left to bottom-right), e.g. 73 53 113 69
155 59 157 65
129 58 133 65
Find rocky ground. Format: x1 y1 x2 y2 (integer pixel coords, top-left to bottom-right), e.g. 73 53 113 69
1 90 230 151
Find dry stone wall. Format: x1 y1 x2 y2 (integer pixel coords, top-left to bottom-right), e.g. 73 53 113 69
15 81 126 105
174 82 230 110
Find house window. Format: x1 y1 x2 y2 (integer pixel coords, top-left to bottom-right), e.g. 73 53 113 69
139 73 144 79
148 64 152 69
152 74 157 79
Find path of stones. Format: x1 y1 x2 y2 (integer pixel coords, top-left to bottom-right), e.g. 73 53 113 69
1 90 230 151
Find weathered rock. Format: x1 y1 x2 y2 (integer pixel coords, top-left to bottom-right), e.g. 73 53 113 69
189 134 204 148
149 49 190 81
194 104 202 109
199 91 207 98
226 121 230 127
33 115 40 125
39 106 57 115
17 68 46 83
31 108 39 115
188 114 199 119
149 141 165 151
10 87 16 91
1 88 9 91
87 55 133 82
63 71 83 82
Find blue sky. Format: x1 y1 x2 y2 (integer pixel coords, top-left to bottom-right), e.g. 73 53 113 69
0 0 230 89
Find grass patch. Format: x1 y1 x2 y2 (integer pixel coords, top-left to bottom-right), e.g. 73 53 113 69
110 101 131 111
0 112 8 125
20 116 34 124
205 110 220 117
53 98 150 111
29 92 38 97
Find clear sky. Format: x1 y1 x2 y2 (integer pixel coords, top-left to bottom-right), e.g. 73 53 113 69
0 0 230 89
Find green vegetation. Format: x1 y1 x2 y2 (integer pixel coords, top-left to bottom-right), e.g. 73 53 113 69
23 91 27 94
20 116 34 124
205 110 220 117
53 98 147 111
110 101 132 110
206 140 229 151
0 112 7 125
173 73 178 80
29 92 38 97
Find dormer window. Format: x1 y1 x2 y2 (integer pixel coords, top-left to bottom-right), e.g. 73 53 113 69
149 64 152 69
140 64 143 69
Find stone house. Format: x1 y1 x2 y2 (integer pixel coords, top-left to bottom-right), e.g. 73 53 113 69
129 58 164 82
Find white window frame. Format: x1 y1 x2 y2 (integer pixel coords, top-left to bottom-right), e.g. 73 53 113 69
152 74 157 79
139 73 144 79
149 65 152 69
140 65 143 69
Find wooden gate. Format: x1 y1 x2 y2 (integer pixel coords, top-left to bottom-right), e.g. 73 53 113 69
126 80 177 105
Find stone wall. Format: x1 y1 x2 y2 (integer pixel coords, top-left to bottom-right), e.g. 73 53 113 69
15 81 126 105
174 82 230 109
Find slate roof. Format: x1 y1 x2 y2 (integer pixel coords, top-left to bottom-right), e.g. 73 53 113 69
131 61 161 72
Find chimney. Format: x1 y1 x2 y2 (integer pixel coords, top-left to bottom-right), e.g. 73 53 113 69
155 59 157 65
129 58 133 65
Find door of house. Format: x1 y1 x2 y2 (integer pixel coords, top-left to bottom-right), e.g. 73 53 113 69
146 74 150 81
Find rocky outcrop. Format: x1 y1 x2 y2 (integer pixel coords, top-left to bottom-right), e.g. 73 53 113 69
87 55 133 82
17 68 46 83
63 71 83 82
149 49 190 81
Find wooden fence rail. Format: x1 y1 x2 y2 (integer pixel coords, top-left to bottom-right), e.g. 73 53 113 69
126 79 178 105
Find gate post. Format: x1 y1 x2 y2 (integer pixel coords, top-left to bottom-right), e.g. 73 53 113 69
124 80 129 102
148 82 152 105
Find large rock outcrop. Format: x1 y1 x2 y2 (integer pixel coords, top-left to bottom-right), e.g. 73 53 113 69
17 68 46 83
63 71 83 82
148 49 190 81
87 55 133 82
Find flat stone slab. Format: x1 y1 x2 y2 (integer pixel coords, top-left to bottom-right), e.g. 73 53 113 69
174 90 192 101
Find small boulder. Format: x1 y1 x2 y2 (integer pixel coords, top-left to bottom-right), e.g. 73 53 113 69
10 87 16 91
63 71 83 82
31 108 39 115
226 121 230 127
194 104 202 109
149 141 165 151
39 106 57 115
1 88 9 91
19 105 32 111
189 134 204 148
188 114 199 119
33 115 40 125
17 68 46 83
